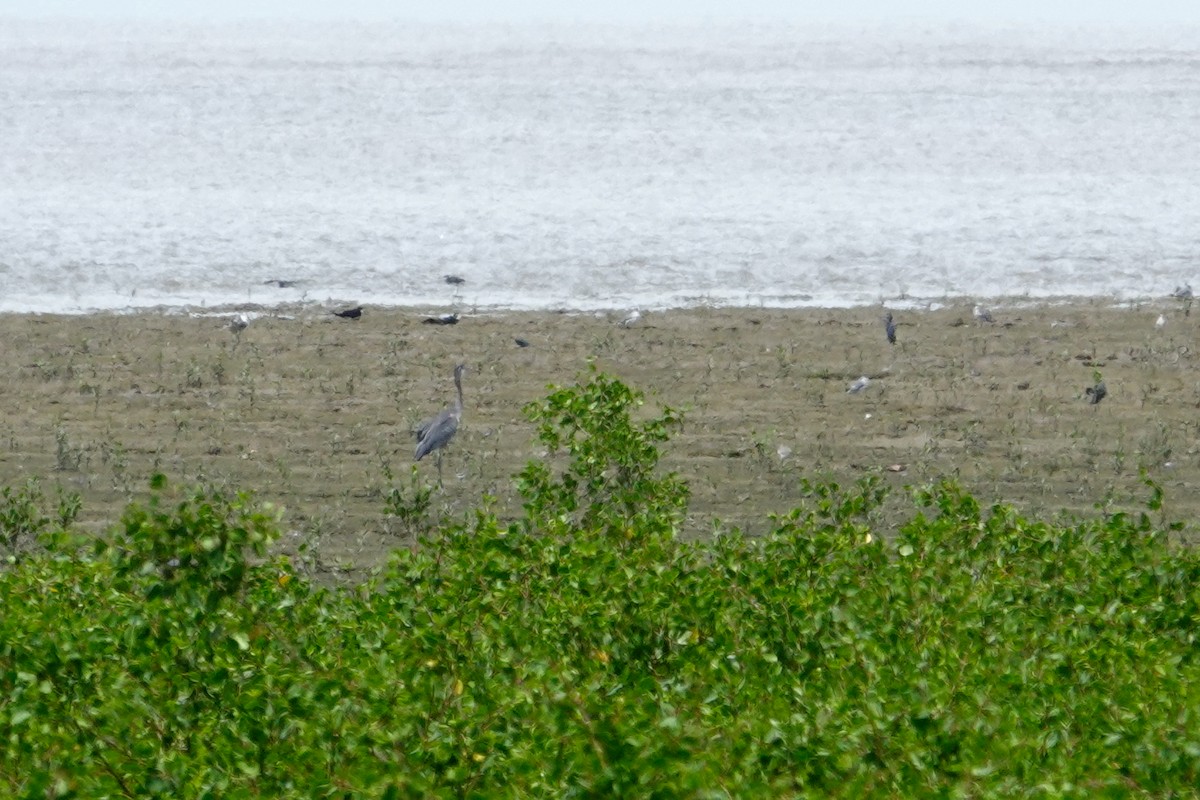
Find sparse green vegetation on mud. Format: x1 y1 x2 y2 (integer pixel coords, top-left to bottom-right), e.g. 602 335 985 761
3 371 1200 798
3 301 1200 579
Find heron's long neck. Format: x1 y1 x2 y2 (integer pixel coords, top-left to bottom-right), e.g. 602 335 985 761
454 373 464 412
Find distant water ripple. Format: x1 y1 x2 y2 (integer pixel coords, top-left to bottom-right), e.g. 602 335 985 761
1 19 1197 312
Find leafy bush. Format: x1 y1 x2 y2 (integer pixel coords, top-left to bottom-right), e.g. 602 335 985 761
0 478 80 560
2 371 1200 797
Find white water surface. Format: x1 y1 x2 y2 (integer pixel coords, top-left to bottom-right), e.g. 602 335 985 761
2 18 1198 313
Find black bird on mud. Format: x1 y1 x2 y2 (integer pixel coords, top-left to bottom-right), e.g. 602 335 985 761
884 312 897 345
332 306 363 320
423 313 459 325
1086 381 1107 405
444 274 466 285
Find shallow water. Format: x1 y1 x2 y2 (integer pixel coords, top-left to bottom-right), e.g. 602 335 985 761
2 18 1198 313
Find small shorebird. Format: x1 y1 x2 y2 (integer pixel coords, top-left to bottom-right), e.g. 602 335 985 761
1171 284 1193 299
229 313 250 334
884 312 897 345
422 313 459 326
847 376 870 394
973 304 994 324
619 310 642 328
1086 381 1107 405
332 306 363 319
1156 313 1167 331
444 274 466 286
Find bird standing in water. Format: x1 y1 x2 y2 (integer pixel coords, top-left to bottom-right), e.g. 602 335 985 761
415 364 467 482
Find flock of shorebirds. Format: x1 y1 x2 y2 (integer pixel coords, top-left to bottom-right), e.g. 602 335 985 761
226 277 1194 477
834 288 1195 408
842 288 1195 407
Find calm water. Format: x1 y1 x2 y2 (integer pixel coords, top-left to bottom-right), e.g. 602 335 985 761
2 18 1198 313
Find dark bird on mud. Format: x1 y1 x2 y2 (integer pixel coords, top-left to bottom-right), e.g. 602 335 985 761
332 306 363 319
423 313 459 325
1086 381 1107 405
444 274 466 285
263 279 299 288
415 364 467 480
514 337 530 348
884 312 897 345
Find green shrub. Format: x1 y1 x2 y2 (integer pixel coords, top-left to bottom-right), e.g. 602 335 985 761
2 371 1199 798
0 478 80 560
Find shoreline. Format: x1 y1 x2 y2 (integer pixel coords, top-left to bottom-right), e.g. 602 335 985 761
1 300 1196 579
0 291 1193 319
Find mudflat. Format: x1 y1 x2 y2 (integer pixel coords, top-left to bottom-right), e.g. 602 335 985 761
2 300 1196 577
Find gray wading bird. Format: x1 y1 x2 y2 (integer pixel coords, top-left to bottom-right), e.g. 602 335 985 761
415 363 467 479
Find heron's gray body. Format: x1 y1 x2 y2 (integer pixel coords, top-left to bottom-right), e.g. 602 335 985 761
415 364 466 463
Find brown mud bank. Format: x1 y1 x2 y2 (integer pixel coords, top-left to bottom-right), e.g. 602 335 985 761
1 299 1197 577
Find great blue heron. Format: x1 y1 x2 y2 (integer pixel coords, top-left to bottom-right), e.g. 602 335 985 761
884 312 897 345
415 363 467 479
333 306 363 319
